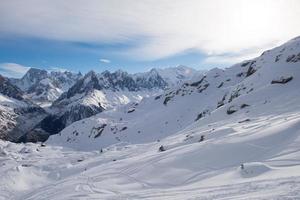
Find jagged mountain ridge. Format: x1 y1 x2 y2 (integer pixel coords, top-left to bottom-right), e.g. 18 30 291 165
48 36 300 150
11 68 82 106
2 66 199 142
30 68 184 140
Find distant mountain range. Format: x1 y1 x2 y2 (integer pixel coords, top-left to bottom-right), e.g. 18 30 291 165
0 65 200 142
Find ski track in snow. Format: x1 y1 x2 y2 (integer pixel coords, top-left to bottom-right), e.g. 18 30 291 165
1 111 300 199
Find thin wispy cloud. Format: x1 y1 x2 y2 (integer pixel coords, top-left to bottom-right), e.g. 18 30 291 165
203 43 278 65
100 59 111 64
49 67 68 72
0 0 299 65
0 63 30 78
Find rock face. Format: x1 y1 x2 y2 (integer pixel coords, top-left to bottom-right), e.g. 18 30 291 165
0 75 24 100
59 70 168 101
0 96 47 142
11 68 82 105
0 75 47 141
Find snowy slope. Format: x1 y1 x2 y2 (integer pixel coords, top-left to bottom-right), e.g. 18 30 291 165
0 36 300 199
49 36 300 151
1 89 300 199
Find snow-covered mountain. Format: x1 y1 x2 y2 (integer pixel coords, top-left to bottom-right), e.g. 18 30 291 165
25 70 168 140
48 36 300 152
154 65 203 87
0 76 47 141
0 65 202 142
0 36 300 200
13 67 199 142
11 68 82 106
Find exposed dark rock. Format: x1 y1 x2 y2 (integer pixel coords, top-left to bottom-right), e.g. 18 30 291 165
271 76 293 84
155 95 162 100
93 124 107 138
127 108 135 113
217 82 224 88
238 119 251 123
198 83 209 93
14 106 45 115
286 53 300 62
159 145 166 152
246 66 256 77
236 72 244 77
199 135 205 142
163 96 172 105
120 127 127 131
19 128 50 143
241 61 251 67
228 85 246 103
195 110 209 121
190 76 206 87
240 104 250 109
0 75 24 100
227 106 237 115
217 94 227 108
247 88 254 94
275 54 282 62
39 115 66 135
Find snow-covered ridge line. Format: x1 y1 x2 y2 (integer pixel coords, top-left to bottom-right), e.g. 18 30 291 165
48 36 300 150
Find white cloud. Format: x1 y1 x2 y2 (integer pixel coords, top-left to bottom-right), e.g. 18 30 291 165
48 67 68 72
0 63 30 78
99 59 111 64
203 43 277 65
0 0 300 62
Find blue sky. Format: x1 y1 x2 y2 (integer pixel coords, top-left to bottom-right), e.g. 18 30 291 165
0 35 209 77
0 0 299 78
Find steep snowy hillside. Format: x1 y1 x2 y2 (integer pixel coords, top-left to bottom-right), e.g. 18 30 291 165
49 36 300 151
11 68 82 106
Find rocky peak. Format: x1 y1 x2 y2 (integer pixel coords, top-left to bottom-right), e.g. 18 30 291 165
61 70 102 100
0 75 24 100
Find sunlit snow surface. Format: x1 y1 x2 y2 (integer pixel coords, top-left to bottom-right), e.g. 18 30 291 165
1 110 300 199
1 37 300 199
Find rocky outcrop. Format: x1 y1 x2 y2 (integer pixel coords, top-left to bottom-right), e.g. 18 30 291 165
0 75 24 100
271 76 293 84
